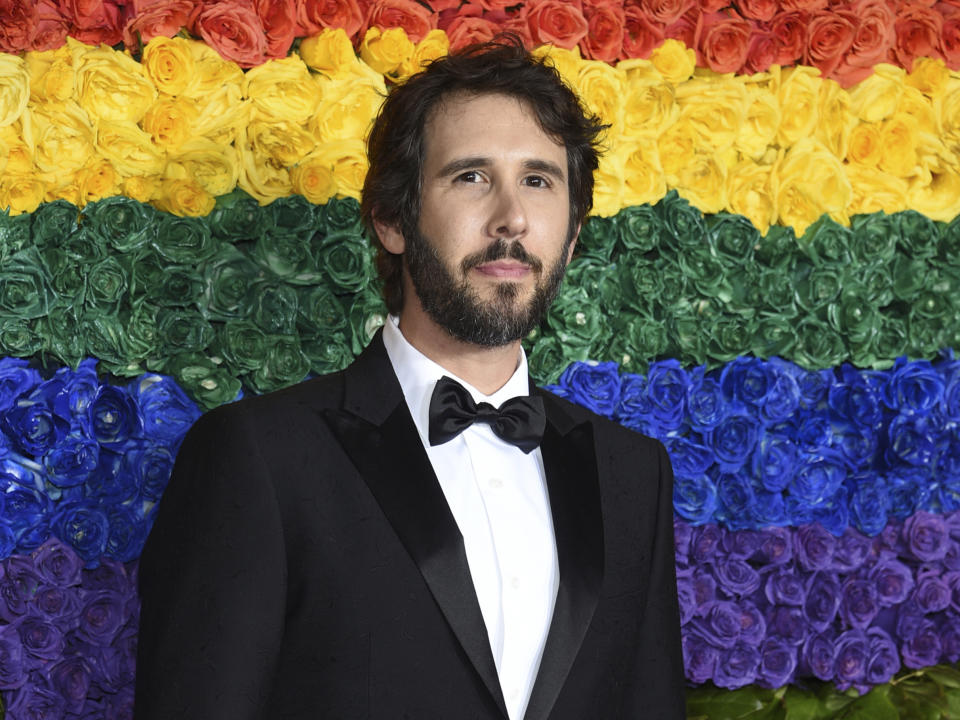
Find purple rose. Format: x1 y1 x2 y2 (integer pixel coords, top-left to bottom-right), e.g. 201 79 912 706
870 555 915 607
903 511 950 562
764 567 806 607
682 634 719 684
6 674 66 720
86 638 136 694
830 527 874 572
0 557 42 622
912 574 951 614
690 525 724 565
804 572 841 632
47 656 91 713
31 538 82 588
673 520 692 561
766 606 808 646
676 576 696 625
839 578 879 629
879 522 908 555
78 590 127 647
0 623 26 689
713 642 760 689
902 618 942 669
714 558 761 598
690 601 741 647
757 636 797 688
738 601 767 647
16 616 64 663
865 627 900 684
692 569 717 609
940 615 960 663
801 632 836 681
795 524 837 572
756 527 793 566
80 558 129 594
834 629 869 693
721 529 762 560
945 570 960 613
33 584 81 622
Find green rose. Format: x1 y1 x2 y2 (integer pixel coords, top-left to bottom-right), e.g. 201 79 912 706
707 214 758 266
315 229 376 295
217 320 268 374
31 200 80 249
896 210 939 259
207 190 269 242
546 285 607 360
158 266 204 308
297 285 348 335
617 256 662 315
0 248 55 319
124 299 160 363
751 315 796 358
676 244 732 302
200 246 262 321
667 312 708 367
166 352 241 410
855 261 894 306
615 204 660 255
43 246 87 305
564 258 623 311
251 231 322 285
826 288 881 344
908 312 943 358
706 315 753 364
850 214 898 266
62 232 106 265
576 214 617 261
156 308 215 358
153 214 218 264
302 330 355 375
347 290 387 355
0 319 41 356
0 210 31 261
81 196 158 253
793 262 842 312
754 225 798 269
270 195 319 237
891 255 928 301
129 249 166 301
40 308 86 368
798 215 851 265
725 266 762 314
249 335 311 394
793 318 846 369
526 332 585 385
247 282 299 335
86 256 129 313
847 334 881 368
656 190 705 251
912 285 951 320
757 267 797 316
616 314 668 366
941 215 960 262
873 317 907 369
320 196 363 234
80 312 128 369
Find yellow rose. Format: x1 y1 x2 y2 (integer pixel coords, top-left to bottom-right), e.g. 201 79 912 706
591 149 625 217
26 47 75 103
238 128 292 204
815 78 852 159
849 63 904 123
32 101 94 174
531 45 582 91
95 121 165 178
142 36 195 96
675 76 747 152
74 44 157 124
183 41 244 99
773 138 851 234
360 27 415 81
248 119 317 167
726 161 775 234
649 39 695 86
155 177 216 217
166 138 239 197
0 134 7 175
0 53 29 128
300 29 361 77
309 138 368 199
844 165 907 215
617 138 665 207
45 179 80 206
674 150 727 214
573 59 625 131
408 29 449 76
143 97 199 148
897 86 935 134
657 118 698 181
846 122 882 166
877 114 918 178
291 153 337 205
311 72 385 143
939 77 960 155
192 85 249 146
908 166 960 221
244 56 320 123
76 157 120 205
777 66 822 147
619 75 676 139
736 87 779 160
906 57 949 99
915 130 951 174
0 122 36 175
122 174 162 204
1 175 44 214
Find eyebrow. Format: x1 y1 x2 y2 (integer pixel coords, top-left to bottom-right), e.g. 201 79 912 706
436 156 566 182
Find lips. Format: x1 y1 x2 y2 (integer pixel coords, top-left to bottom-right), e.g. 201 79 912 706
473 261 531 279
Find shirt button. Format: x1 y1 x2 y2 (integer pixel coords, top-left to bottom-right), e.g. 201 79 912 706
489 477 504 489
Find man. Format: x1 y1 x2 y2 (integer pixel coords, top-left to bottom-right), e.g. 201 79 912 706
135 38 685 720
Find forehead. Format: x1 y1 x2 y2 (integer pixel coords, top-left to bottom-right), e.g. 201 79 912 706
422 92 566 167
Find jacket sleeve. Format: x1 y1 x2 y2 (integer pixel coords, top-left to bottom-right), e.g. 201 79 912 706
134 407 287 720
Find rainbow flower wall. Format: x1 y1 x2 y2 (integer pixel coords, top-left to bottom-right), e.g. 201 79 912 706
3 0 960 717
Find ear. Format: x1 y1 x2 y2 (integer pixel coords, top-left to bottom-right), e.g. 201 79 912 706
373 218 406 255
565 223 581 265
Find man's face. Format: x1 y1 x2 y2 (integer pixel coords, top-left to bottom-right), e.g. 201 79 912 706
403 92 576 347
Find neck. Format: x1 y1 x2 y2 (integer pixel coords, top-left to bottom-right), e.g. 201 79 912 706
396 306 523 396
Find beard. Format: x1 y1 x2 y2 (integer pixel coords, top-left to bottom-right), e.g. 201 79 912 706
404 226 572 347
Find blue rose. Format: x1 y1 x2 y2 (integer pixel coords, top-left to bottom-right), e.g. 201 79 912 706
0 523 15 559
790 454 846 505
134 374 201 444
686 368 726 433
797 416 833 448
757 637 797 688
938 472 960 513
0 469 51 553
828 365 884 428
796 368 834 408
751 434 798 492
644 359 688 431
849 478 890 536
122 442 175 502
84 449 138 506
672 474 717 525
720 357 774 408
104 503 148 563
751 490 788 526
51 503 109 568
707 413 759 472
886 469 931 518
556 361 620 418
811 491 850 536
88 387 141 447
49 359 100 431
760 365 800 424
714 472 756 531
614 373 652 430
0 358 40 414
833 421 878 470
664 436 713 477
886 414 936 467
2 400 67 457
883 357 944 415
941 351 960 422
43 433 99 489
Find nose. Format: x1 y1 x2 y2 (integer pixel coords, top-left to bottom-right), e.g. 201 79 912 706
484 184 528 240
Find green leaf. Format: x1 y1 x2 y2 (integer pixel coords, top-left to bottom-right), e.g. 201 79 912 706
783 686 823 720
838 686 899 720
686 685 770 720
924 666 960 690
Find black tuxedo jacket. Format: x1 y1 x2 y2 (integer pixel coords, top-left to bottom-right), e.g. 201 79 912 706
135 332 685 719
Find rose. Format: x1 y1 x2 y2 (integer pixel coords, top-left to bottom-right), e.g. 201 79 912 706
123 1 193 49
912 574 951 614
801 632 835 680
249 335 311 393
251 233 320 286
765 568 806 607
579 2 624 62
707 415 758 473
686 371 726 433
717 472 759 528
32 538 82 587
17 615 64 663
838 578 879 629
49 656 90 713
902 618 942 669
360 26 415 79
0 249 55 320
74 45 156 126
51 503 109 567
141 36 195 96
834 629 869 691
657 190 706 250
767 605 808 647
298 0 364 39
944 6 960 68
445 15 499 51
681 634 718 683
134 373 201 444
256 0 298 59
757 527 793 565
200 247 262 321
833 0 895 87
164 354 242 410
0 0 38 53
696 11 750 74
557 361 620 418
757 637 797 688
104 503 149 562
882 357 944 415
363 0 436 44
849 482 890 537
308 139 369 200
82 196 158 253
713 642 760 689
0 358 40 413
44 434 99 489
524 0 588 50
893 3 943 71
714 557 760 597
902 511 950 561
690 600 741 647
805 10 855 77
122 441 174 502
315 230 375 295
63 0 124 46
192 0 267 68
644 359 688 431
153 214 217 266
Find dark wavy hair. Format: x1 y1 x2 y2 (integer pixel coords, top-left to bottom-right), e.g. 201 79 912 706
360 35 607 315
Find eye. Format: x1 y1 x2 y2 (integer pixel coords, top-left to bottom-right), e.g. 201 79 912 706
454 170 483 184
523 175 551 188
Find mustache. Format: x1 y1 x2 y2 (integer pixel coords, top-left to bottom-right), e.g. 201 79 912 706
459 239 543 274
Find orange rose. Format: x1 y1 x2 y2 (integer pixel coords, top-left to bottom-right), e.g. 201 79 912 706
831 0 895 88
743 32 777 74
62 0 124 46
192 0 267 68
640 0 694 25
122 0 192 50
736 0 776 22
257 0 297 59
445 15 499 51
33 0 69 52
622 7 664 59
696 11 751 73
525 0 589 50
697 0 727 12
580 1 624 62
664 6 698 49
770 11 806 66
297 0 363 41
362 0 436 44
805 10 855 77
779 0 827 11
893 3 944 71
942 4 960 69
0 0 38 53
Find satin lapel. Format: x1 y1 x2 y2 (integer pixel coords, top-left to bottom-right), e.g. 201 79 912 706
524 391 604 720
321 333 508 717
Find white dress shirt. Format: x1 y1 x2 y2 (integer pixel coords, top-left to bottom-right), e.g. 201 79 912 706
382 315 559 720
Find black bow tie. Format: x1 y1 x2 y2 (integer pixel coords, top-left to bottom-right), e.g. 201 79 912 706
428 376 546 454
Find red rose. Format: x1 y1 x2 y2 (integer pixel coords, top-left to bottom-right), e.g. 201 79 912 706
362 0 436 43
0 0 39 52
696 9 751 73
123 0 192 49
257 0 297 58
941 3 960 68
664 5 700 49
623 5 664 58
778 0 826 12
894 2 944 70
472 0 520 9
421 0 460 10
524 0 588 50
193 0 267 68
446 16 500 49
33 0 69 51
830 0 894 86
743 30 777 73
698 0 728 13
580 1 624 62
298 0 363 40
804 10 855 76
62 0 124 46
770 11 806 66
735 0 776 23
639 0 694 25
